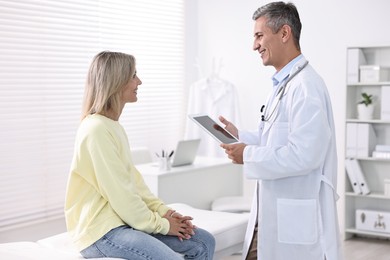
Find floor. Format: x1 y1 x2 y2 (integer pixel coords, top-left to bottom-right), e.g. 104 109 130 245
220 237 390 260
343 237 390 260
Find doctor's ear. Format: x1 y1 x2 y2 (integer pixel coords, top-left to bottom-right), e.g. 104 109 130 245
280 24 292 42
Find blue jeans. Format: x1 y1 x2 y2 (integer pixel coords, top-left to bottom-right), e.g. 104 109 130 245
80 225 215 260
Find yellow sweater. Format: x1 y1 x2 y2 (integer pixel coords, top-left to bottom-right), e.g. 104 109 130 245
65 114 170 251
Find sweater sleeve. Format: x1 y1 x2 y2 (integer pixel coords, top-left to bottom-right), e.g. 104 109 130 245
80 124 170 235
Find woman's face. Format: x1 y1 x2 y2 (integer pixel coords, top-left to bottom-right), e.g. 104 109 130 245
122 71 142 103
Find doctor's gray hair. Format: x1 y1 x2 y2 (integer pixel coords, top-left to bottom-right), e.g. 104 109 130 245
252 1 301 51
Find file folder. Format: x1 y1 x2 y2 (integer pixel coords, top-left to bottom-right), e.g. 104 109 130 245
350 158 370 195
345 158 362 194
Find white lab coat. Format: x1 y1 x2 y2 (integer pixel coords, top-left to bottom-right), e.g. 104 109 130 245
239 57 341 260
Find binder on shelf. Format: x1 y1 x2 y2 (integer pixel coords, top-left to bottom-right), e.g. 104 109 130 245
346 123 376 158
350 158 370 195
356 123 376 157
346 123 358 158
381 86 390 120
345 158 362 194
347 48 366 84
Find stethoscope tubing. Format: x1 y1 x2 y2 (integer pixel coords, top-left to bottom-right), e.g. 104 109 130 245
261 61 309 122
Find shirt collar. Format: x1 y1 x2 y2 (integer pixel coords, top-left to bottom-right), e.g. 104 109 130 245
271 54 303 87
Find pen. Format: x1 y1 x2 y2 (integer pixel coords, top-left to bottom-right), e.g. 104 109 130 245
168 150 174 158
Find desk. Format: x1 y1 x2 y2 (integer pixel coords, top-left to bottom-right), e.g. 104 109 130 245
136 157 243 210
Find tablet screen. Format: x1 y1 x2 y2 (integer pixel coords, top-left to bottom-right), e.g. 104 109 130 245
189 115 239 144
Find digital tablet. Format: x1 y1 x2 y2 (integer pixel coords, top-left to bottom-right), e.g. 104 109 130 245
188 114 239 144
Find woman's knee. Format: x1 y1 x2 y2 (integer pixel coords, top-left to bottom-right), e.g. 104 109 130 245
199 228 215 249
192 228 216 258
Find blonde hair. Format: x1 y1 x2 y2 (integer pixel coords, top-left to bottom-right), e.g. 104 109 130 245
81 51 136 120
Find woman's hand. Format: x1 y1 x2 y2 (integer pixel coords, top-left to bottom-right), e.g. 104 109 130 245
164 210 196 241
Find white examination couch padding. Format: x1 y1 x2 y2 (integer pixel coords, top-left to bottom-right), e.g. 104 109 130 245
0 203 249 260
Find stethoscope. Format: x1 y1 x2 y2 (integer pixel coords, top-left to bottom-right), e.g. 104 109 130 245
261 61 309 122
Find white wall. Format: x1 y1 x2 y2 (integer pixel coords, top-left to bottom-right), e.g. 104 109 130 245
188 0 390 237
0 219 66 243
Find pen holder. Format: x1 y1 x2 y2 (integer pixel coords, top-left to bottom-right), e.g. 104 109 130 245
159 157 171 171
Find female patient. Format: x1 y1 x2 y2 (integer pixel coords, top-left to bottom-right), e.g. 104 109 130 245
65 51 215 259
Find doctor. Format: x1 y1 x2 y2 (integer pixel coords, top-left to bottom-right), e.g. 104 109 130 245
220 2 341 260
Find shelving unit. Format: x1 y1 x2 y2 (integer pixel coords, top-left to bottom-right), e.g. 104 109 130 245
345 46 390 239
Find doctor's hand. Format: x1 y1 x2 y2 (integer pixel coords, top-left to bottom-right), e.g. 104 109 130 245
220 142 246 164
219 116 238 139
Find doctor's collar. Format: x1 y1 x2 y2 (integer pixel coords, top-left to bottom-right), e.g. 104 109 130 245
271 54 304 87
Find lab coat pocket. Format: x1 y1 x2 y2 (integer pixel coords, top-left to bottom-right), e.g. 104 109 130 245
277 198 318 245
267 122 288 146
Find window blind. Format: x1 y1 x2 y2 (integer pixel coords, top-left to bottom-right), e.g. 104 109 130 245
0 0 184 231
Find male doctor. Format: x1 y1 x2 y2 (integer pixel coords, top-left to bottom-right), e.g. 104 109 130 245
220 2 341 260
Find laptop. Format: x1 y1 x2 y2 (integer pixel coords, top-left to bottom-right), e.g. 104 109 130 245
171 139 201 167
